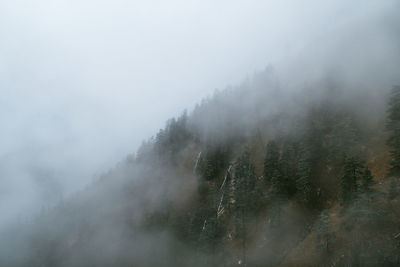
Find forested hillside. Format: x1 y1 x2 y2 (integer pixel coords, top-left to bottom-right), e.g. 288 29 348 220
2 66 400 266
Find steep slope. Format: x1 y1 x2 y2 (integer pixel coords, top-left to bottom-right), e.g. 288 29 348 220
2 70 400 266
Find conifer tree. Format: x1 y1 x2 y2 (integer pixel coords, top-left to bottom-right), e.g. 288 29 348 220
340 157 363 205
280 143 298 195
269 170 285 198
264 141 280 183
389 178 397 200
198 213 219 255
265 141 294 226
233 148 259 265
197 181 221 258
296 142 313 205
264 140 289 200
360 167 374 193
386 86 400 176
193 155 221 255
188 210 204 247
154 111 191 163
198 144 230 181
220 167 233 214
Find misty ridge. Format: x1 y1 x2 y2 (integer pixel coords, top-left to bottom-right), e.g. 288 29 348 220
1 1 400 267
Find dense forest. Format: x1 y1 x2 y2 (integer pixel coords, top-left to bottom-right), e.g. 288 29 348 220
1 65 400 266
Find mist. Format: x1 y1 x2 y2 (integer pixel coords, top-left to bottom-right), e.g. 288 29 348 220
1 0 400 266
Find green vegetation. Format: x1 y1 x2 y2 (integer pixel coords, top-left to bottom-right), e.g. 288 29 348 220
3 82 400 267
387 86 400 176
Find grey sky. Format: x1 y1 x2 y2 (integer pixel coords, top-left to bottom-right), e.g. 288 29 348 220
0 0 398 228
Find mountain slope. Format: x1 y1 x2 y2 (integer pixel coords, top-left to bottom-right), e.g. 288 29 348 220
2 70 400 266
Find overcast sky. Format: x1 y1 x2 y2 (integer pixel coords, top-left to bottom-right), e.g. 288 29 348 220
0 0 398 228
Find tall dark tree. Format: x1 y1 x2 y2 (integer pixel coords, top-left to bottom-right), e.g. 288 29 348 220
327 113 358 165
193 156 222 257
264 140 287 200
280 142 298 195
220 166 233 214
195 180 223 265
386 86 400 176
264 141 280 183
389 178 397 200
233 148 259 265
360 167 374 193
296 142 313 205
266 141 298 225
187 210 204 246
155 111 192 163
340 157 364 205
197 143 230 181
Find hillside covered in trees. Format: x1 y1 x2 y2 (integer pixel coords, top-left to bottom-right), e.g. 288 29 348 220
2 64 400 266
2 0 400 266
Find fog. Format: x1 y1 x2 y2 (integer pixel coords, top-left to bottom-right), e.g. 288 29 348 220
0 0 399 249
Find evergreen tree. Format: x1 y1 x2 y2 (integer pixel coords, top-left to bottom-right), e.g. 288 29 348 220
327 113 358 165
198 212 220 255
220 166 233 214
296 142 313 205
155 111 192 163
264 140 288 200
187 211 203 246
386 86 400 176
279 142 298 195
197 144 230 181
267 169 286 227
360 167 374 193
197 181 222 260
340 157 363 205
193 153 223 256
266 141 299 225
264 141 280 183
389 178 397 200
232 148 259 265
269 169 285 198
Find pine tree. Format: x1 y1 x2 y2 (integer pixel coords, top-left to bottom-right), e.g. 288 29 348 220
296 142 313 205
264 141 280 183
220 166 233 214
389 178 397 200
154 111 192 163
232 148 259 266
269 169 285 198
386 86 400 176
360 167 374 193
280 142 298 195
197 144 230 181
197 181 222 260
187 210 204 247
327 113 358 165
340 157 363 205
264 140 288 200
